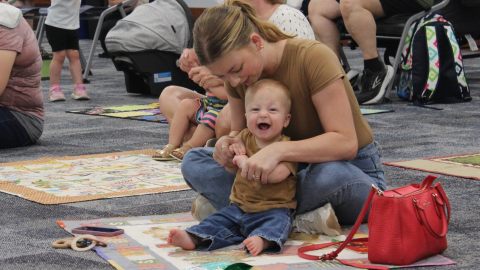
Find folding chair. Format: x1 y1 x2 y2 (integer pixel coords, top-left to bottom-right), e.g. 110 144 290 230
337 0 451 102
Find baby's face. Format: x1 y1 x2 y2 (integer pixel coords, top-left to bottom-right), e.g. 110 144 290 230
245 86 291 144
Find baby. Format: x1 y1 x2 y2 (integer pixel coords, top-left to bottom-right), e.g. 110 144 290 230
168 79 300 255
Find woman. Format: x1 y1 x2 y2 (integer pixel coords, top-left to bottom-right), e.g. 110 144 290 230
182 0 386 229
157 0 314 148
0 2 44 149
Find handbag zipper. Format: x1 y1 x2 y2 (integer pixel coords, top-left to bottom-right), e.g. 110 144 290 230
372 184 429 197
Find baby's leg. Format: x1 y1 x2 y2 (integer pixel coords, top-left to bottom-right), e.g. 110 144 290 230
168 229 201 250
243 236 276 256
168 99 200 148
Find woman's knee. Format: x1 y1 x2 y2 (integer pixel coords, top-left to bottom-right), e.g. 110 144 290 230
182 148 212 182
309 0 340 19
339 0 362 18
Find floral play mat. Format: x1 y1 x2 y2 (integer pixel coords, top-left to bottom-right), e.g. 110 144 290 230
58 213 456 270
384 152 480 180
0 150 188 204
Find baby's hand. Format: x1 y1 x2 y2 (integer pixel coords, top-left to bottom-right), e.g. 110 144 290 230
229 142 246 156
233 154 248 168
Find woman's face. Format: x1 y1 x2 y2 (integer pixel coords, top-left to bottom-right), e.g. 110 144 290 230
206 45 264 87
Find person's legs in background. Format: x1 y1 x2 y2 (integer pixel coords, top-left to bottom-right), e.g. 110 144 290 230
308 0 360 85
340 0 393 104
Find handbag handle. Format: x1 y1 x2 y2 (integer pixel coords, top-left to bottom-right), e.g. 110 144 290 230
298 186 389 270
413 183 451 238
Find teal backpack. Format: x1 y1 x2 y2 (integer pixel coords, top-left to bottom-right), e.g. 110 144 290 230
397 14 472 104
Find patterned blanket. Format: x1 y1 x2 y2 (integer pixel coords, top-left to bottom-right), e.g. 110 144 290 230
58 213 456 270
0 150 188 204
384 152 480 180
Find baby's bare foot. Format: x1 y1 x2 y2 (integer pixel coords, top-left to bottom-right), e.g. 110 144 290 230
168 229 196 250
243 235 274 256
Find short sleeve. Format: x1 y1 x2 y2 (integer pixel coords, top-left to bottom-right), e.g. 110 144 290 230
0 25 23 53
304 43 345 96
280 161 298 177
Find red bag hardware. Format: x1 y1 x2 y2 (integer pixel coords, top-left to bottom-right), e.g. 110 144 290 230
298 175 450 269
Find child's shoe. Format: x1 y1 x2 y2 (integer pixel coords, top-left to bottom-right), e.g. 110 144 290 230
292 203 342 237
48 84 66 102
71 83 90 100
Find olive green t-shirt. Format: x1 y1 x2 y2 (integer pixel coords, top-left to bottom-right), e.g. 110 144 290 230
226 39 374 148
230 129 298 213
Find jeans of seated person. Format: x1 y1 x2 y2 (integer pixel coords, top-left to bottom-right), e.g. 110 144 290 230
187 203 293 253
0 107 33 149
182 141 386 225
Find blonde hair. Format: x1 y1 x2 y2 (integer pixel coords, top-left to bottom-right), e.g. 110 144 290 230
245 79 292 112
193 0 295 66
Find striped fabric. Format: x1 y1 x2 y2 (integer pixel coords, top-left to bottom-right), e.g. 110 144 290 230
195 91 228 130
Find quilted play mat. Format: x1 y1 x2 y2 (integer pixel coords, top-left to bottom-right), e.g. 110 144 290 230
58 212 456 270
66 103 168 123
0 149 188 204
384 152 480 180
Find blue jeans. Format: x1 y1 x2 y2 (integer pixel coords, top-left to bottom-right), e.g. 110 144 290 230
0 107 33 149
187 204 293 254
182 141 386 224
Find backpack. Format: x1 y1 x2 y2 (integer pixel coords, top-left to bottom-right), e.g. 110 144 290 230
397 14 472 104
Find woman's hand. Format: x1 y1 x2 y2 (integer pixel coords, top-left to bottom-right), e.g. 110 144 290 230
179 48 200 73
241 143 282 184
213 135 244 174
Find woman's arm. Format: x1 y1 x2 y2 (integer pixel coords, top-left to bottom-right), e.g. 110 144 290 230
276 78 358 163
266 163 291 184
0 50 16 97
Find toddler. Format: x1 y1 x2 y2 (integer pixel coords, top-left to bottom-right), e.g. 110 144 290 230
45 0 89 102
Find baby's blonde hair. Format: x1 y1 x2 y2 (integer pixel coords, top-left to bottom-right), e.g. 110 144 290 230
193 0 295 66
245 79 292 112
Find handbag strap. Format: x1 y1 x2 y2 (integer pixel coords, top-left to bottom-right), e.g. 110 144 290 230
298 186 389 269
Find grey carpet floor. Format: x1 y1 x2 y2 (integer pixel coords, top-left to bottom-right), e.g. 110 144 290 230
0 39 479 269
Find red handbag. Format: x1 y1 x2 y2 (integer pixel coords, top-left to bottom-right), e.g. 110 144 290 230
298 175 450 269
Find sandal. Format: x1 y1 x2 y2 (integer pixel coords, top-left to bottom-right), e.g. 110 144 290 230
153 144 177 161
170 143 193 161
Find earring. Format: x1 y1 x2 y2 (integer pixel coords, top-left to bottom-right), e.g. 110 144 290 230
260 45 264 50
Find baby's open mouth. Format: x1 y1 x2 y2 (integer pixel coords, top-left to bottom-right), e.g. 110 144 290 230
258 123 270 130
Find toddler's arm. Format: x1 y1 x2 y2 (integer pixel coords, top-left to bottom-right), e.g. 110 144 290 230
266 163 292 184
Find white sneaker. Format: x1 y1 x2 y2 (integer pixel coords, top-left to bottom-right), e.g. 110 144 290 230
191 195 217 221
292 203 342 237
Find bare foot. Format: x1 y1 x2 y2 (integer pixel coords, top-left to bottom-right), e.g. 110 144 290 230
243 235 274 256
168 229 196 250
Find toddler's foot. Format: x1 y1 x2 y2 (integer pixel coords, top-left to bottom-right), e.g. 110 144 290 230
71 83 90 100
168 229 197 250
170 143 193 161
292 203 342 237
243 235 275 256
48 84 66 102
